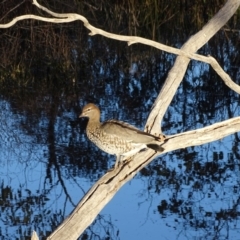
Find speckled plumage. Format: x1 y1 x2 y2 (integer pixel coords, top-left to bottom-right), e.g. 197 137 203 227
79 103 165 167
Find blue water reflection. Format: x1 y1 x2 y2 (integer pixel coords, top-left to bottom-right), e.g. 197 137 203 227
1 90 240 240
102 138 240 239
0 99 95 239
0 35 240 240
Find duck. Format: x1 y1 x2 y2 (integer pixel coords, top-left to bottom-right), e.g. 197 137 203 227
79 103 165 168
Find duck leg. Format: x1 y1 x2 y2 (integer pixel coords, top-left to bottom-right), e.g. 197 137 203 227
114 145 146 168
114 154 121 168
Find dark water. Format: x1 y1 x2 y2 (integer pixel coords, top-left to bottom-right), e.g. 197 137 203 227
0 17 240 240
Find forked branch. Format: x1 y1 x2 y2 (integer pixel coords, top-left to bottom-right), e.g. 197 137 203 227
46 115 240 240
0 1 238 240
0 0 239 99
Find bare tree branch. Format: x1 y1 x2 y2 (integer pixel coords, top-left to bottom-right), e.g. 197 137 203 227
146 0 240 133
0 1 239 98
31 230 39 240
0 0 239 239
0 0 25 22
47 115 240 240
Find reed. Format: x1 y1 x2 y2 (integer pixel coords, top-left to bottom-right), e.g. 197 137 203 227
0 0 239 85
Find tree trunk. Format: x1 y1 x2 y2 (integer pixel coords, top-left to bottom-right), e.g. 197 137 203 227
40 1 240 239
2 0 236 239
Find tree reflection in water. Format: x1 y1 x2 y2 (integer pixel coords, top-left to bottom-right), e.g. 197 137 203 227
0 2 240 239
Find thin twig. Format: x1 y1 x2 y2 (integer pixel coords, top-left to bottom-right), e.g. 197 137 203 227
0 0 238 96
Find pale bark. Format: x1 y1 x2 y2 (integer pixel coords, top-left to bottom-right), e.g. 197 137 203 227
0 1 239 96
146 0 240 133
47 116 240 240
1 0 240 239
31 231 39 240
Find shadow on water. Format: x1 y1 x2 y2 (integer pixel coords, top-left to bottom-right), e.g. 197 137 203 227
0 1 240 240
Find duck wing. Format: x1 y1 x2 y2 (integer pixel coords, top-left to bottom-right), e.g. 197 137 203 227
101 120 160 143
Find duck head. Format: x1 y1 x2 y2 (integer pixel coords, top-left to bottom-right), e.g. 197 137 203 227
79 103 101 122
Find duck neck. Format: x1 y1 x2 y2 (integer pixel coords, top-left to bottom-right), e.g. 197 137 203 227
87 118 101 130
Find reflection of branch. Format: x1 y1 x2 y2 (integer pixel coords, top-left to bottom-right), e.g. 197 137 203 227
0 0 237 239
54 160 76 207
0 0 25 22
0 1 239 97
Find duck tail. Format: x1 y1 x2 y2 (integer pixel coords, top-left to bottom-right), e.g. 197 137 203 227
147 144 164 152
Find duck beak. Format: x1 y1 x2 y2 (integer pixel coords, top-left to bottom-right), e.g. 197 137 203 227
79 112 88 118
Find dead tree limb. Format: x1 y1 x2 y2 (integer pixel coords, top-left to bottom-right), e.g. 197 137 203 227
1 0 238 239
47 114 240 240
47 1 240 239
0 1 239 97
146 0 240 133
